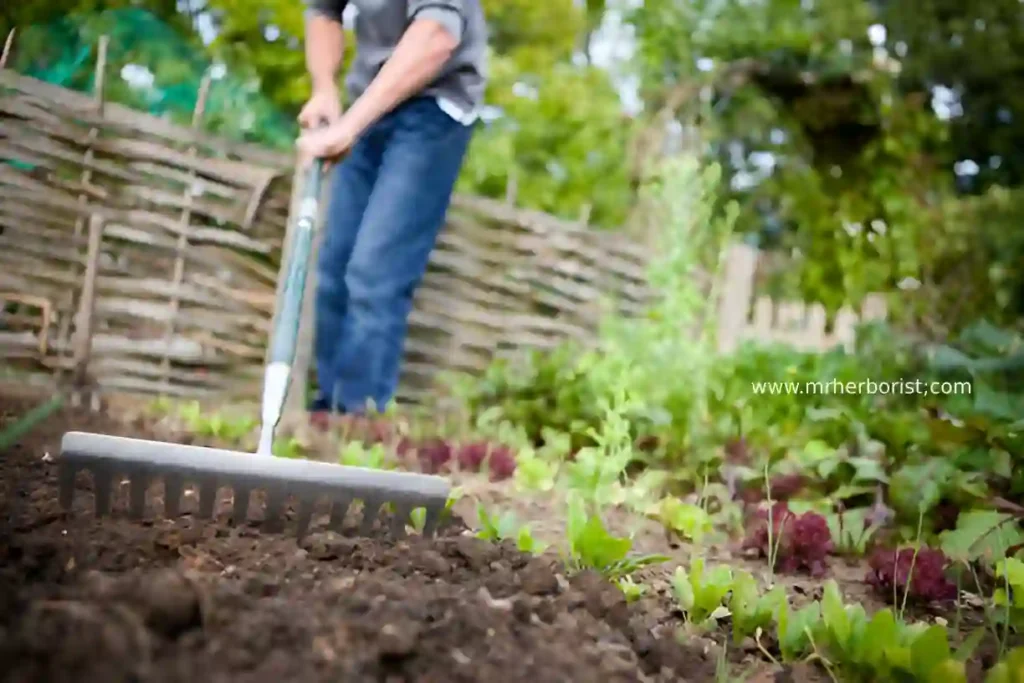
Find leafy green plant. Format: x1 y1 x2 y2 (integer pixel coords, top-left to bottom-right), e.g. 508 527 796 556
826 508 884 556
475 502 548 554
274 436 306 459
564 495 667 579
985 646 1024 683
671 559 734 628
658 497 715 544
729 570 786 643
616 576 648 603
994 557 1024 633
339 441 391 470
176 401 257 444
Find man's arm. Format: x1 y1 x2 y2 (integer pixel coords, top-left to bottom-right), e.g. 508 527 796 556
304 0 347 93
337 0 464 138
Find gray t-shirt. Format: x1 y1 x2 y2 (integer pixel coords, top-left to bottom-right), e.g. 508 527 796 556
304 0 487 125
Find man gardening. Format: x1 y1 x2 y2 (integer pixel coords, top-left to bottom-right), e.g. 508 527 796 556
295 0 487 422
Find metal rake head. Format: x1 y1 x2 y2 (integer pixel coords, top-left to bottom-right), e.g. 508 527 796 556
57 431 451 539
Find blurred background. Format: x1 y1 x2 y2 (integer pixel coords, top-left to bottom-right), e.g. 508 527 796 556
4 0 1021 338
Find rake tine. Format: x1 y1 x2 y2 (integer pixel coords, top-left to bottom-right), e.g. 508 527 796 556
263 487 285 533
93 467 113 517
390 503 410 538
128 473 147 519
359 498 381 536
197 478 217 519
329 497 351 532
295 500 314 540
422 503 443 538
164 474 183 518
232 488 251 525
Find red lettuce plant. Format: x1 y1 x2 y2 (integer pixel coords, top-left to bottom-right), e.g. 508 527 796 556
394 438 516 481
866 547 957 603
742 502 833 576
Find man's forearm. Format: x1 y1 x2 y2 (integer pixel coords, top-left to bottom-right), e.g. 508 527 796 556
306 13 346 91
340 19 457 137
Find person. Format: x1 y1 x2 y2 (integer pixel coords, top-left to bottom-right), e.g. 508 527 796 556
295 0 487 422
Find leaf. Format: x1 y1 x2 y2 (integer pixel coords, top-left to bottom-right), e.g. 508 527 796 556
821 579 850 647
572 514 632 571
672 566 695 612
954 627 986 662
910 625 951 680
861 608 897 667
940 510 1024 566
927 659 967 683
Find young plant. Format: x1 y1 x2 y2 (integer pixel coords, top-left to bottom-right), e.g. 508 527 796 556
825 507 883 556
475 502 547 554
658 496 714 544
671 559 734 629
729 569 786 643
743 501 834 577
564 494 668 579
616 576 648 603
339 441 391 469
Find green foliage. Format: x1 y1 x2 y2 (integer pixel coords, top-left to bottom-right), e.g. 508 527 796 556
458 55 634 226
338 441 391 469
615 576 648 603
563 494 668 579
175 401 256 445
986 647 1024 683
671 559 734 628
730 570 786 643
8 9 299 147
994 558 1024 632
475 502 547 554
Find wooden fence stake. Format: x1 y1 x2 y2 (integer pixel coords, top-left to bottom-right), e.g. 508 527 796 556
1 29 15 70
159 73 212 394
56 35 108 392
715 242 757 353
69 214 105 398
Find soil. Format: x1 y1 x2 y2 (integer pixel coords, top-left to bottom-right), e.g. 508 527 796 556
0 392 732 683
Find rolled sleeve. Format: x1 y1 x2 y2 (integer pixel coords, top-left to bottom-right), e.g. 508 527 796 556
408 0 465 43
304 0 347 23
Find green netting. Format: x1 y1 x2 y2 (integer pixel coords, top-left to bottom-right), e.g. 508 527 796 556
8 8 298 149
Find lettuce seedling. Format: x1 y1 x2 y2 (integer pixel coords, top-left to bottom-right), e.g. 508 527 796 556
729 569 786 643
994 557 1024 632
565 495 667 578
671 559 733 627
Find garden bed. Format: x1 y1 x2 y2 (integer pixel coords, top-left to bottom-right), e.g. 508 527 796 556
0 392 726 683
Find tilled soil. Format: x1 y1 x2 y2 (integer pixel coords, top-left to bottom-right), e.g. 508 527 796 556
0 393 721 683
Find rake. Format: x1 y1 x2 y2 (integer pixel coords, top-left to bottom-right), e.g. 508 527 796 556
57 159 451 539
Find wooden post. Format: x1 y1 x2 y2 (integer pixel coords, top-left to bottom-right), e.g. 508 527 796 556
56 35 107 391
505 171 517 205
715 242 758 353
1 29 15 69
159 73 212 395
70 214 105 395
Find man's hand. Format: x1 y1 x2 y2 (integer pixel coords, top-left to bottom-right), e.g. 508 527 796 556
297 84 343 129
296 116 358 167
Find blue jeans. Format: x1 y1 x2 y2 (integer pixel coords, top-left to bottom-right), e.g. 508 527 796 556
310 96 474 413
